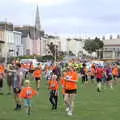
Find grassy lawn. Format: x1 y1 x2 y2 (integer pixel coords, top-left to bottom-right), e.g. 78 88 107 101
0 79 120 120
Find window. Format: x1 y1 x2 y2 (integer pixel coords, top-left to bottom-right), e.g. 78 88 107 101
116 48 119 52
113 48 115 51
26 49 30 55
104 48 108 51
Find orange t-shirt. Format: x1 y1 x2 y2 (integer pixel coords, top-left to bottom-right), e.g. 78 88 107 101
112 67 118 76
84 67 88 74
60 77 65 86
91 67 95 76
48 79 59 90
0 65 4 73
19 87 37 99
64 71 78 90
33 69 42 78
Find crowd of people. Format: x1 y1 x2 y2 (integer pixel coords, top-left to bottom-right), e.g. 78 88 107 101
0 59 120 116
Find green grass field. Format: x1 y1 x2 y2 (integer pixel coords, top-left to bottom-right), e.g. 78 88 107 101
0 79 120 120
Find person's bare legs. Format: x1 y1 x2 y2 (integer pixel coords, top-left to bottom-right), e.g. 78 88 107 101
64 94 70 111
68 94 76 115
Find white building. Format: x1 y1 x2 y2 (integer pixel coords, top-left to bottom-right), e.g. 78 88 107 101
59 37 68 52
66 38 85 56
21 31 47 56
14 31 24 56
22 33 41 55
45 36 88 57
0 30 23 58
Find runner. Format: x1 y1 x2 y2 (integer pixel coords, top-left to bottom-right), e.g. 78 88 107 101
48 74 59 110
95 65 104 95
112 64 119 82
64 66 79 116
106 64 113 89
6 64 14 95
11 63 24 111
90 64 96 82
80 63 88 85
33 67 42 92
19 80 37 115
0 64 5 95
45 66 52 81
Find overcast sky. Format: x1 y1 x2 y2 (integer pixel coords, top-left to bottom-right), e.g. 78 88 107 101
0 0 120 37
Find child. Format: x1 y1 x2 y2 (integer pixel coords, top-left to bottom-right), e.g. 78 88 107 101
19 80 37 115
48 75 59 110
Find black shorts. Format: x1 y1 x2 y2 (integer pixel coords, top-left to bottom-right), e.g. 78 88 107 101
65 89 77 94
0 79 3 88
82 75 88 82
96 78 102 83
107 75 112 81
13 88 21 94
91 76 95 80
35 77 41 81
29 70 34 73
113 75 118 79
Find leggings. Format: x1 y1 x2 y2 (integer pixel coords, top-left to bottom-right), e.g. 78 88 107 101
49 90 58 109
82 75 88 83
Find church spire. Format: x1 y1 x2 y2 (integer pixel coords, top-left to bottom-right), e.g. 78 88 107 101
35 5 41 31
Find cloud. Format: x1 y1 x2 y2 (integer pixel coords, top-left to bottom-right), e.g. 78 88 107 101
19 0 71 6
0 0 120 35
44 17 82 26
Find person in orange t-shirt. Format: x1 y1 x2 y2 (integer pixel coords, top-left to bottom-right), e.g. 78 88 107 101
19 80 37 115
90 64 96 81
33 67 42 91
48 75 59 110
64 66 79 116
0 64 5 94
112 65 119 81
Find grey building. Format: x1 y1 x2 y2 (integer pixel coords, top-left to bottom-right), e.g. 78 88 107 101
102 35 120 59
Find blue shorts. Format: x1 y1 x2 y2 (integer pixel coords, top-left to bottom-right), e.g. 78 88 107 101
24 99 32 107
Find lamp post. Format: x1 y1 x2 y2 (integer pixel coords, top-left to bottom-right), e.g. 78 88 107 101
54 41 57 64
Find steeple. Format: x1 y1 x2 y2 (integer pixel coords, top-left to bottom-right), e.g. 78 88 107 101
35 5 41 31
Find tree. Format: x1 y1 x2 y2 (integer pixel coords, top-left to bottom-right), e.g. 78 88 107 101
66 38 71 41
83 38 104 54
84 40 96 53
94 37 104 50
47 42 59 61
69 51 75 56
47 42 56 56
